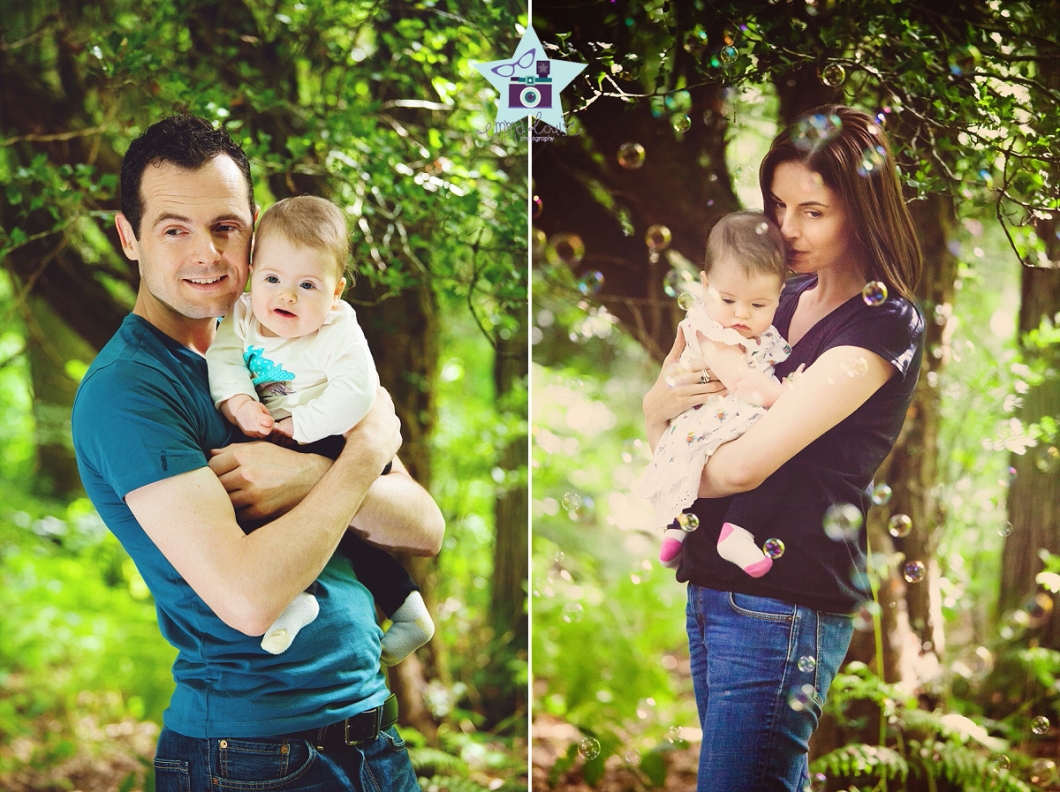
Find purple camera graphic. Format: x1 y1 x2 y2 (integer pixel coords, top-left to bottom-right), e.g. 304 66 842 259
492 50 553 110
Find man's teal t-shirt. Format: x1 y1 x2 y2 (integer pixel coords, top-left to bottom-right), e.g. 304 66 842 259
71 314 388 738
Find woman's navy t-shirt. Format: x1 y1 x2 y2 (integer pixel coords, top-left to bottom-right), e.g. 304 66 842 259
676 274 925 614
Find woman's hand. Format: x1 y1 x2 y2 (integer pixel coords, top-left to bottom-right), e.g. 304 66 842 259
643 326 728 450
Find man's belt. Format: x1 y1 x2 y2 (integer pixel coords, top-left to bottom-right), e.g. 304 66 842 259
285 693 399 750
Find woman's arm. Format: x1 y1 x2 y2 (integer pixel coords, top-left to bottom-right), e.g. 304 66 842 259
698 345 896 498
642 326 729 450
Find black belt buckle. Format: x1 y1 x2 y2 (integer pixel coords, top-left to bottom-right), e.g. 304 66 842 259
344 704 384 745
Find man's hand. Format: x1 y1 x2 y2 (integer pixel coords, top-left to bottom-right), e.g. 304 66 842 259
340 386 402 471
221 394 274 438
209 441 330 520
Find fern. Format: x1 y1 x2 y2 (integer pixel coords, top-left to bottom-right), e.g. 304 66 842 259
810 743 909 785
907 740 1032 792
409 746 470 778
418 776 495 792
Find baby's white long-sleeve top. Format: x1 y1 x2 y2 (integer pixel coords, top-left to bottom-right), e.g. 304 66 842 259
207 294 379 445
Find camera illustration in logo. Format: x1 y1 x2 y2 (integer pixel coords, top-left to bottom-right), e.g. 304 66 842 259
509 59 553 109
491 49 554 110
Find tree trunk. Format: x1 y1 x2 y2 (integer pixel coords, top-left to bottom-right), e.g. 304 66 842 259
350 277 441 741
998 256 1060 647
485 319 528 728
24 296 97 498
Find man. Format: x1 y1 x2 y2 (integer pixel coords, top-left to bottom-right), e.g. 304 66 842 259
71 115 443 791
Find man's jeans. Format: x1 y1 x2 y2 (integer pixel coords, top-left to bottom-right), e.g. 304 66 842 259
153 724 418 792
686 584 855 792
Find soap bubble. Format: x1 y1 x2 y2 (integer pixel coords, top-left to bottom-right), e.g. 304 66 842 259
532 228 547 260
842 356 869 378
823 503 862 541
1036 445 1060 473
532 195 543 218
562 492 582 511
861 280 888 306
672 114 692 133
871 483 892 506
998 521 1013 537
578 736 601 760
755 222 770 235
902 560 926 584
577 271 604 296
794 112 843 152
787 683 815 712
683 28 708 54
764 538 786 559
948 44 981 77
645 224 673 252
1031 759 1057 784
819 63 846 87
666 725 683 743
718 45 737 65
1023 592 1054 628
547 234 585 267
989 754 1010 774
663 268 694 297
1032 715 1050 735
807 773 828 792
562 602 584 623
1001 465 1017 486
888 514 913 538
677 292 696 311
617 141 646 169
854 602 881 632
857 146 886 177
554 551 565 564
798 655 817 673
623 747 641 764
677 513 700 532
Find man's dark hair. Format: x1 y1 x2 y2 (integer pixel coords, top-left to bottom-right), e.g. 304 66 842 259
120 115 254 238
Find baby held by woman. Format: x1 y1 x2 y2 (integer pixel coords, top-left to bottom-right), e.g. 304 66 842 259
636 211 792 577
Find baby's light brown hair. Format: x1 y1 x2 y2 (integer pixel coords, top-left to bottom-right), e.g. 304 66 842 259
254 196 350 282
704 210 787 285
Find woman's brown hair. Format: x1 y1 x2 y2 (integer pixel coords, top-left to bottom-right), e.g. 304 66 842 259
759 105 921 301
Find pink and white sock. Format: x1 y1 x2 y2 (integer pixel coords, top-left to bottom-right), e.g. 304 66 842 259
717 522 772 578
659 528 685 568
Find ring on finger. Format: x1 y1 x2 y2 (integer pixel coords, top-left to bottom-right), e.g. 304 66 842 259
699 372 711 384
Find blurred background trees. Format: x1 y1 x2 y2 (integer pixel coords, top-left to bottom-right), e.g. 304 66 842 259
0 1 527 790
531 1 1060 789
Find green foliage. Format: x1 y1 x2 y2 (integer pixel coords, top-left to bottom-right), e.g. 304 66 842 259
808 661 1056 791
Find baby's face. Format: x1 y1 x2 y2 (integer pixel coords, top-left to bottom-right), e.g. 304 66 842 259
250 234 345 339
700 255 782 339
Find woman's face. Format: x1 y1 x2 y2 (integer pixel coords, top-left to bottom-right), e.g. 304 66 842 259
769 161 860 277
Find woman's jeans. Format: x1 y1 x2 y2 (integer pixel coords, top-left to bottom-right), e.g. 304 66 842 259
686 584 854 792
153 724 418 792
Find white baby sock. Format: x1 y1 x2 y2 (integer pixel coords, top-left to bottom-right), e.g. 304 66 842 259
260 591 320 654
717 522 773 578
380 591 435 666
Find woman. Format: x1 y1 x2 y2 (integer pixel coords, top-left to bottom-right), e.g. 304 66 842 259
642 105 925 791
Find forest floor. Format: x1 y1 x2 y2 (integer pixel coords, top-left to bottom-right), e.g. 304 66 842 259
532 716 698 792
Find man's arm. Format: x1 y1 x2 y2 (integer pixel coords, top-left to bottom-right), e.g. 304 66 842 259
209 443 444 556
125 389 402 637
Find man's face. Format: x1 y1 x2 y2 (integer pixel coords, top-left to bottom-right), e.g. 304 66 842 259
117 156 254 323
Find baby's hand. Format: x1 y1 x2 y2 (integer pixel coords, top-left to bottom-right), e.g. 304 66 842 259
272 416 294 438
226 396 274 438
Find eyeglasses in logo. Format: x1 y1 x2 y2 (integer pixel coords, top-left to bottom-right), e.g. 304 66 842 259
490 48 553 110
